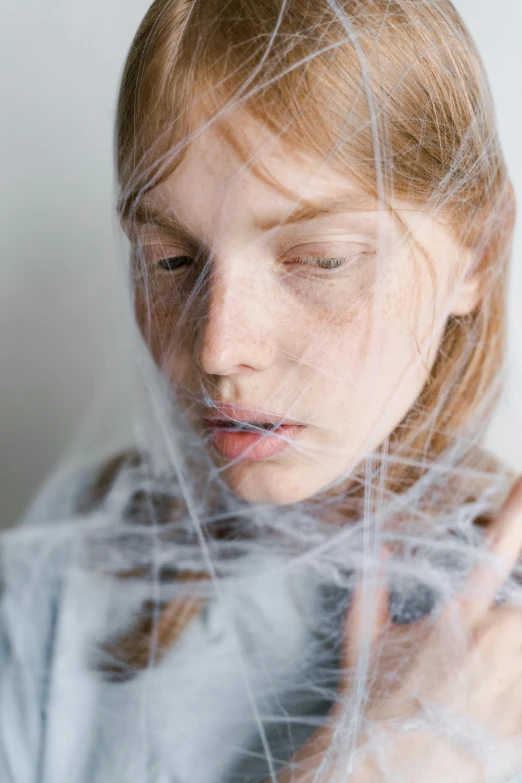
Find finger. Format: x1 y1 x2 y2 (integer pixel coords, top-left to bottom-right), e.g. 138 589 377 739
345 546 392 671
450 476 522 627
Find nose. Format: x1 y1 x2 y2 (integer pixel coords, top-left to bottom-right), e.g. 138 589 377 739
196 262 276 376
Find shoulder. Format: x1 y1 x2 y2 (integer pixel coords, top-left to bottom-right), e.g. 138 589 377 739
0 449 160 771
0 448 158 661
11 447 189 543
0 447 182 630
18 449 146 527
1 446 189 654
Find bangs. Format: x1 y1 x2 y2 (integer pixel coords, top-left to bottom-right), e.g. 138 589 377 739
117 1 386 222
116 0 514 481
118 0 502 235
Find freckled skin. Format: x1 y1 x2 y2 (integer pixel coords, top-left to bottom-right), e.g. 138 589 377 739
133 114 481 505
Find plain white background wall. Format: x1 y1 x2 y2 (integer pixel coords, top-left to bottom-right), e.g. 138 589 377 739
1 0 522 528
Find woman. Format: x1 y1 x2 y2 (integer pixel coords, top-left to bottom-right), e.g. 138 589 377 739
2 0 522 780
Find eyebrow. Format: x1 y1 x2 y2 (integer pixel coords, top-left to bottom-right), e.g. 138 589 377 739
127 193 378 241
126 203 201 247
253 194 379 231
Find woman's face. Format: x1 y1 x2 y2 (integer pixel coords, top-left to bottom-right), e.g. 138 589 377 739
131 116 479 505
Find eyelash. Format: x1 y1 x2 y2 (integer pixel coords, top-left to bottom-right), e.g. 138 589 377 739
158 256 194 271
156 253 363 273
289 254 363 270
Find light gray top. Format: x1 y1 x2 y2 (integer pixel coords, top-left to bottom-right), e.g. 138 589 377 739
0 462 343 782
1 460 521 783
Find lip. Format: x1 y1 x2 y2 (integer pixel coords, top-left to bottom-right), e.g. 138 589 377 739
202 404 305 461
202 404 303 427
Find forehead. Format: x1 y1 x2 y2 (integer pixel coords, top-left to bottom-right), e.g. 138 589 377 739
134 113 460 266
144 114 376 231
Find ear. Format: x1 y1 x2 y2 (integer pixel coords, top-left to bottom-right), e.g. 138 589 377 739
449 250 484 317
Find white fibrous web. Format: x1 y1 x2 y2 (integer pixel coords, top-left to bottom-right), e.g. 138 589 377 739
1 1 521 782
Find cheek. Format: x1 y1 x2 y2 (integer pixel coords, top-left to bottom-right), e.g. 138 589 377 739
282 275 375 370
344 288 440 428
292 267 391 377
134 285 190 377
298 278 435 428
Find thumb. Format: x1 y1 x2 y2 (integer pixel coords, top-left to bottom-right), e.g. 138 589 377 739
344 545 392 672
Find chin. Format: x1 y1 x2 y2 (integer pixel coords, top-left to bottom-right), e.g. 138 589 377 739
220 460 332 506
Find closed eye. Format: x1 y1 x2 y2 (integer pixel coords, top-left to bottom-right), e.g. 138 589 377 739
158 256 194 271
288 253 365 270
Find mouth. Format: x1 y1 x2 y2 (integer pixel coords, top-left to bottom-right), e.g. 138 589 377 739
201 406 305 461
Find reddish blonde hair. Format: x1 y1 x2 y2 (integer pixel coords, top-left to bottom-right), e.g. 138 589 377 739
106 0 516 674
117 0 515 484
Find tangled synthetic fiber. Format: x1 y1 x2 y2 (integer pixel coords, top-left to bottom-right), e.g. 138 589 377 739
1 1 522 781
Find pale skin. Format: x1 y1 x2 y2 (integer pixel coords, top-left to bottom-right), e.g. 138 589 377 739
131 113 481 505
128 114 520 780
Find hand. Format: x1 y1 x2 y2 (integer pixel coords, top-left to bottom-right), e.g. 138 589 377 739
272 477 522 783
